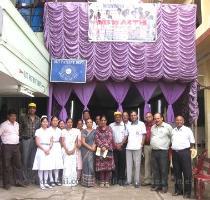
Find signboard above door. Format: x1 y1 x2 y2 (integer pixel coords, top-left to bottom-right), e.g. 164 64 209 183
50 58 87 83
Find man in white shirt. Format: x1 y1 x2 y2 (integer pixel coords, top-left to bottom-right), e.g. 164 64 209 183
82 110 96 129
110 111 128 186
125 111 146 188
122 111 131 127
171 115 195 199
150 113 173 193
0 109 25 190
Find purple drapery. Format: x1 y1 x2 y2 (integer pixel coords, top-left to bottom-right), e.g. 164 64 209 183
47 84 53 119
53 84 72 121
73 82 96 110
189 80 199 124
44 2 199 123
159 82 186 123
135 82 157 116
44 3 197 82
105 81 130 112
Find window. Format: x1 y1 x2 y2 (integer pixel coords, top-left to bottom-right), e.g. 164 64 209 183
16 0 44 32
195 0 202 28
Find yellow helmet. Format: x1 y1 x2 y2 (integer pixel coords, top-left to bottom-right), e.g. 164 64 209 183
28 102 36 108
114 111 122 116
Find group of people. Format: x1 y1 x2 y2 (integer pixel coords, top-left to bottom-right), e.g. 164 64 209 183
0 102 195 199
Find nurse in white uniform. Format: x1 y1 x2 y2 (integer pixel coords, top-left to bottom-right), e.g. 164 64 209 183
32 115 53 190
48 116 63 186
61 118 80 187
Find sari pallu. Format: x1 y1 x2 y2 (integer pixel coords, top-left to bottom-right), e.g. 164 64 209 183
81 129 96 187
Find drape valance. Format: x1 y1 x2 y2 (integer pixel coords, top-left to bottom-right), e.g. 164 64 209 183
44 3 197 82
44 2 199 123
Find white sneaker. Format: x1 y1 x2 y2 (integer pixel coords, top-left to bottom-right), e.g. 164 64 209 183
44 183 52 189
40 183 45 190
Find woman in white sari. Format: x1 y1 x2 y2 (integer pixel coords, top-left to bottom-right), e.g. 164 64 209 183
61 118 80 186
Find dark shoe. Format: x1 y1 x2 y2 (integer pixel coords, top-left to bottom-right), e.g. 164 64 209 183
142 182 151 186
124 181 132 186
134 183 140 188
151 186 161 191
118 179 123 186
3 185 11 190
183 194 191 199
111 178 117 185
161 187 168 193
172 192 183 196
151 184 155 189
55 181 62 186
15 182 26 187
50 182 56 187
23 180 30 186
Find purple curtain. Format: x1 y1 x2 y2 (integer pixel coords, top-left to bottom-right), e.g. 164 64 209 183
47 84 53 119
105 81 130 112
44 3 197 83
159 82 186 123
73 82 96 110
53 84 72 121
135 82 157 116
189 80 199 124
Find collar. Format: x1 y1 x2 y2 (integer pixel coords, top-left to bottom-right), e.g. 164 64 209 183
175 125 184 131
6 120 17 125
50 126 58 130
114 121 124 126
27 114 39 120
131 120 138 125
155 122 165 128
146 121 154 127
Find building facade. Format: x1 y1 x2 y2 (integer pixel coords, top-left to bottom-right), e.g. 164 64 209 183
196 0 210 157
0 0 50 120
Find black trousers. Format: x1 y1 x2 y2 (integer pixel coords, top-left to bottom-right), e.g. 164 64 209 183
151 149 168 188
113 148 126 180
2 144 23 186
172 149 192 195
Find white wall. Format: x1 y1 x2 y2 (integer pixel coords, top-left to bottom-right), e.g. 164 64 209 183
0 0 50 96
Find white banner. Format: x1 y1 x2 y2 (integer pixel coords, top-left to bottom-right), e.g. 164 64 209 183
88 0 157 42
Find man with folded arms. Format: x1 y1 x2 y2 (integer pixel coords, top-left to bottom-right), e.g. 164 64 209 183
171 115 195 199
150 113 172 193
0 109 25 190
